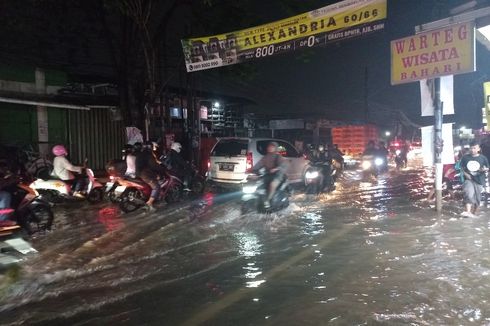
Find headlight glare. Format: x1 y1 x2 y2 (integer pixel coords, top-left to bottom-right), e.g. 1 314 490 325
243 185 257 194
305 171 319 179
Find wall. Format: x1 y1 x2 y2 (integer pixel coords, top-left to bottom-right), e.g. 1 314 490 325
68 108 125 170
0 103 37 146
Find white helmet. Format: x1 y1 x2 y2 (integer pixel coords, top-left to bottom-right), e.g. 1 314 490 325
171 142 182 153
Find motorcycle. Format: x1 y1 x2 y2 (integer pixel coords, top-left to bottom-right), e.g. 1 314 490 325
305 161 337 194
118 171 184 213
443 163 463 191
30 167 104 204
394 149 407 170
160 155 205 195
3 180 54 235
185 162 206 194
0 145 53 181
361 155 386 179
241 172 290 214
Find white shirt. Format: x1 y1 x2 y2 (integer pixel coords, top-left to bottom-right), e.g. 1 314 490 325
52 156 82 180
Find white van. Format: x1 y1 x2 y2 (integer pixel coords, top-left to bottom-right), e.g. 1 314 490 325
207 137 310 188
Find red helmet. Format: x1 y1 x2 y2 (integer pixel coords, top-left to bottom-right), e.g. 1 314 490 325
52 145 67 156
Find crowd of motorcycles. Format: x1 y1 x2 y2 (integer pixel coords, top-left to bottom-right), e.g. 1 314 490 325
104 150 205 213
0 144 207 268
0 142 409 269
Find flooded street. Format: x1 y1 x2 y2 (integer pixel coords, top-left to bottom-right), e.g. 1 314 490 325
1 162 490 325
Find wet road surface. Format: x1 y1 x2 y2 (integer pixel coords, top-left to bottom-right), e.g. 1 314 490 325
1 162 490 325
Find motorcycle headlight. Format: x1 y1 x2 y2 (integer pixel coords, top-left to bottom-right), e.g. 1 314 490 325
243 185 257 194
305 171 319 179
395 150 401 155
375 158 384 166
362 160 371 170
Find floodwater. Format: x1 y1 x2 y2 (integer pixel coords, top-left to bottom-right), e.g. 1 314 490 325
1 160 490 325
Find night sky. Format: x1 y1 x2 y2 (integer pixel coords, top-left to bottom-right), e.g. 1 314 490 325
2 0 490 130
193 0 490 130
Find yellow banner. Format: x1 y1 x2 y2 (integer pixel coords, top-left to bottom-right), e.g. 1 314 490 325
484 82 490 131
182 0 387 72
391 22 475 85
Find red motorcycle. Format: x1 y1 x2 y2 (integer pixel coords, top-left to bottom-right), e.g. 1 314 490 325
3 180 54 235
116 171 183 213
443 163 463 190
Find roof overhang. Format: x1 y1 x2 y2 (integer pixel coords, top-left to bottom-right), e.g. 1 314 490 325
0 96 91 110
0 91 117 111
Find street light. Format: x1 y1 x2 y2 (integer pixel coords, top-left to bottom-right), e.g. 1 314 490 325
385 131 391 137
213 101 220 108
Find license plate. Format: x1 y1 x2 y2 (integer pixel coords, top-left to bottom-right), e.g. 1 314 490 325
219 163 234 171
115 185 126 193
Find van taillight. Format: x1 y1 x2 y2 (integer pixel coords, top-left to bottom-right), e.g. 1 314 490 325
207 160 211 170
246 152 253 171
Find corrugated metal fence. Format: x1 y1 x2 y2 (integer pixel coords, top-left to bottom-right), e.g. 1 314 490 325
68 108 125 171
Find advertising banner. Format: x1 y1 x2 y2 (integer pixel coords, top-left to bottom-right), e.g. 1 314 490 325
420 76 454 116
182 0 387 72
484 82 490 131
391 21 475 85
421 123 454 166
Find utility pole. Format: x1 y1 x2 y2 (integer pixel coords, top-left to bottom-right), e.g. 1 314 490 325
432 1 444 213
433 78 443 212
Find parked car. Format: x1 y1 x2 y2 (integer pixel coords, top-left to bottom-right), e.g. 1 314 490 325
207 137 311 189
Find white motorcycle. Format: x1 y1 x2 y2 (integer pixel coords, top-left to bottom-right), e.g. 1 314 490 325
30 167 104 204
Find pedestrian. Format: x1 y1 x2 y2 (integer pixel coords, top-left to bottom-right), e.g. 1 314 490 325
460 141 489 217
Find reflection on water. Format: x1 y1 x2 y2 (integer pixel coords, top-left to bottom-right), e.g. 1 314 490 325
2 164 490 325
234 231 265 288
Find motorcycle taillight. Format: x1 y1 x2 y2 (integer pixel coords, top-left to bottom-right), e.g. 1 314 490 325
246 152 253 172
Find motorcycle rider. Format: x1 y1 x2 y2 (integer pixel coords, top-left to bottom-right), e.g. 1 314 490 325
252 142 288 209
166 142 191 190
134 142 165 211
327 143 344 173
315 144 336 192
51 145 85 197
397 141 410 168
376 141 389 171
363 140 377 156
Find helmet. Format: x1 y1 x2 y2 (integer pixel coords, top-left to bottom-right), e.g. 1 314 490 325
171 142 182 153
52 145 67 156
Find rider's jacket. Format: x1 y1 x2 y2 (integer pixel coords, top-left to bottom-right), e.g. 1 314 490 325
52 156 82 180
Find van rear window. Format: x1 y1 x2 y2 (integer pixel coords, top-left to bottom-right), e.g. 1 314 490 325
212 140 248 156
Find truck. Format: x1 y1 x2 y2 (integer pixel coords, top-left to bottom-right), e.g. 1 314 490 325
331 124 379 158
